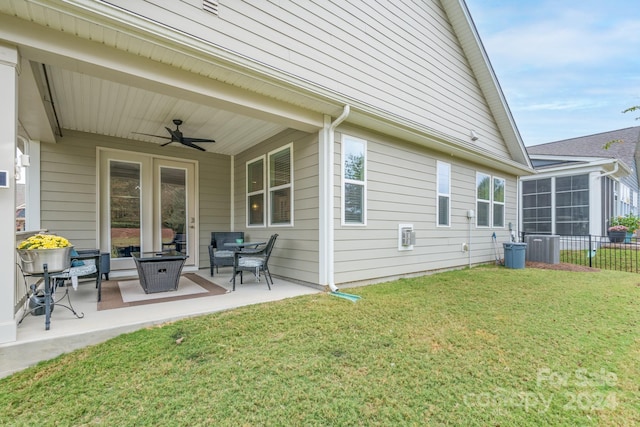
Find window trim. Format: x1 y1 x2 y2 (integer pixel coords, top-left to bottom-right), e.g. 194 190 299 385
476 172 506 228
246 155 266 228
476 172 491 227
267 143 294 227
437 161 451 227
341 135 367 226
492 176 506 228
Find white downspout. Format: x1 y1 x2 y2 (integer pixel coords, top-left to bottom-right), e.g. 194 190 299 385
600 160 619 178
327 105 350 292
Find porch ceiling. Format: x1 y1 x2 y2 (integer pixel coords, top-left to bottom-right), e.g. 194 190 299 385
3 1 332 155
36 64 289 156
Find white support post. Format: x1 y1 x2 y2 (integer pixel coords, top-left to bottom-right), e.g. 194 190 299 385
0 43 19 344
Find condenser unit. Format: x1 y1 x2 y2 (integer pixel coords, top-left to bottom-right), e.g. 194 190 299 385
524 235 559 264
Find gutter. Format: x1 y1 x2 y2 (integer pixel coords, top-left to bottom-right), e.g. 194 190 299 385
327 105 350 292
600 160 619 178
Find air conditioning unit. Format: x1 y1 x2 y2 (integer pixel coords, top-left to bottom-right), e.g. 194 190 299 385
524 235 560 264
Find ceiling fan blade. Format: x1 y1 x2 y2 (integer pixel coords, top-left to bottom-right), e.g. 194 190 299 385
132 132 171 140
182 137 216 143
180 140 206 151
160 141 174 147
165 126 181 141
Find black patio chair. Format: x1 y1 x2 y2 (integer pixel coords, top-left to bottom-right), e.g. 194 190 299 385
51 249 103 301
162 233 186 253
232 234 278 290
208 231 244 276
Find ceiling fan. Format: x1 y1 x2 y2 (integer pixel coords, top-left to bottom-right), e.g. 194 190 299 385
133 119 215 151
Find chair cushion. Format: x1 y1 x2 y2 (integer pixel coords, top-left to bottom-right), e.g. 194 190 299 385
70 248 85 267
239 257 264 268
215 250 235 258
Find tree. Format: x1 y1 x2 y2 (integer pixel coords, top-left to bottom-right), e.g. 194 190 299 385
602 106 640 150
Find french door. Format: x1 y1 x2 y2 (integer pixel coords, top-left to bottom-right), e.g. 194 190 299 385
100 150 197 271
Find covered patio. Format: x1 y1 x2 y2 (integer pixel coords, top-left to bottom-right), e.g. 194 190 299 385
1 1 343 347
1 268 320 378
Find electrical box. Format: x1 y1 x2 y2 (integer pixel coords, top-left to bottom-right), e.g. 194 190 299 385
467 209 475 219
398 224 415 251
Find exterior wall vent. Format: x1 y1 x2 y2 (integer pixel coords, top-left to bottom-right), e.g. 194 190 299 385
203 0 219 15
398 224 415 251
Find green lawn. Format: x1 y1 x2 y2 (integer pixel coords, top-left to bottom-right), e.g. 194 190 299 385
2 266 639 426
562 248 640 273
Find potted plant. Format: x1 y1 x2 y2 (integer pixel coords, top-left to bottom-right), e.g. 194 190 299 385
16 234 74 273
609 214 640 243
607 224 628 243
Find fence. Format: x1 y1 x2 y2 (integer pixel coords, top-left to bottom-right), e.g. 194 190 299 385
522 233 640 273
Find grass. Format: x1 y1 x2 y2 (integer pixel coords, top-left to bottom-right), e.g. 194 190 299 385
562 248 640 273
2 266 639 426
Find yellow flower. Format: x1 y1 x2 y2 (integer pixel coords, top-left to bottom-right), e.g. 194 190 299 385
17 234 71 250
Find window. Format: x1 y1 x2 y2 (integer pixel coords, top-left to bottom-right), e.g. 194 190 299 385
476 172 505 228
268 144 293 226
522 178 552 234
493 177 505 227
246 156 265 226
437 161 450 226
476 173 491 227
342 136 366 225
555 174 589 235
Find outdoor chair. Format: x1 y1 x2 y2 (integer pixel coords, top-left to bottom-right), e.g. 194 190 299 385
51 249 103 301
162 233 186 253
208 231 244 276
232 233 278 290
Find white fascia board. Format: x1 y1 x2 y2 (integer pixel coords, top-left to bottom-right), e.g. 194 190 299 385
524 158 631 179
441 0 532 169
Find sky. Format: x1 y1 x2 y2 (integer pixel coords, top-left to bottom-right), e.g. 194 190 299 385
464 0 640 146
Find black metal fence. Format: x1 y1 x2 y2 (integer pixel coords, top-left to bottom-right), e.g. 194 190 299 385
522 233 640 273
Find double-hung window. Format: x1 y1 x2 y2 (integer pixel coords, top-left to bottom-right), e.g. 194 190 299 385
342 135 367 225
246 144 294 227
437 161 451 226
493 177 505 227
476 172 505 227
268 144 293 226
246 156 265 226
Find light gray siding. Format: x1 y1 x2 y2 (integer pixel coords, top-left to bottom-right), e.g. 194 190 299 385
103 0 508 157
39 130 231 267
233 129 320 284
334 127 517 284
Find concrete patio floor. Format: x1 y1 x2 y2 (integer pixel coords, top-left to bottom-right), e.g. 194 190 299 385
0 268 320 379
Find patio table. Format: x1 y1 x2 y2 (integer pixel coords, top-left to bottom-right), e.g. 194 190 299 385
131 250 188 294
18 263 89 331
224 241 266 250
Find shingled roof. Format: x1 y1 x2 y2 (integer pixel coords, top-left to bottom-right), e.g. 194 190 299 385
527 126 640 189
527 126 640 168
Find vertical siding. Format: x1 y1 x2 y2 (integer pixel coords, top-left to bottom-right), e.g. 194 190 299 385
102 0 509 157
39 130 231 267
233 129 320 284
334 126 517 284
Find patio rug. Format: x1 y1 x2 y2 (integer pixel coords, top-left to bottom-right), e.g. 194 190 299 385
98 273 229 311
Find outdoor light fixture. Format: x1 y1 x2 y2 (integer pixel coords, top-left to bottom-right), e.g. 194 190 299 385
470 130 479 141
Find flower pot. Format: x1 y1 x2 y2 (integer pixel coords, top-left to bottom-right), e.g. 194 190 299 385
17 246 73 273
608 231 626 244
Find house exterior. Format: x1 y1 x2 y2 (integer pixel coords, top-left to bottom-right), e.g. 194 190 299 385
522 127 640 236
0 0 533 344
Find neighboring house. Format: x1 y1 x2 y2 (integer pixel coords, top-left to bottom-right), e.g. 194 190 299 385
522 127 640 236
0 0 533 344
